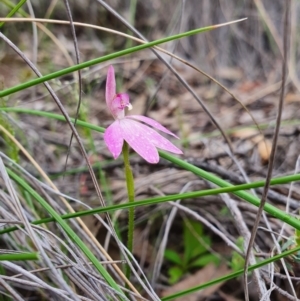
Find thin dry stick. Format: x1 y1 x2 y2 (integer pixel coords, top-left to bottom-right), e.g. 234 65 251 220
0 276 24 301
253 0 283 56
262 273 299 301
0 124 140 295
219 192 267 296
63 0 83 174
11 261 125 279
244 3 291 301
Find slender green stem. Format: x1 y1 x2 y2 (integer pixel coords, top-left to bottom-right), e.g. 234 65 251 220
0 253 38 261
159 151 300 229
122 142 135 281
0 20 243 98
2 106 300 137
0 0 27 28
125 0 137 49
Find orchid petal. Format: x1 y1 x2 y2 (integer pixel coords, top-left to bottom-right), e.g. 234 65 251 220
126 115 179 138
112 93 130 119
106 66 116 110
120 119 159 164
131 121 183 154
109 93 129 119
104 120 124 159
116 93 130 106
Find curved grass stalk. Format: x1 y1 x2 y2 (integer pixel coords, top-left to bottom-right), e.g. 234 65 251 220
0 0 27 28
1 167 300 236
0 17 264 146
0 18 246 98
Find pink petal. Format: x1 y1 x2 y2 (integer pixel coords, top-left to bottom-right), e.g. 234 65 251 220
116 93 130 106
112 93 130 119
106 66 116 109
104 120 124 159
126 115 179 138
120 119 159 164
133 121 183 154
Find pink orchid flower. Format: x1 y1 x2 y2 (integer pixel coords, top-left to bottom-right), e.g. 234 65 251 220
104 65 183 164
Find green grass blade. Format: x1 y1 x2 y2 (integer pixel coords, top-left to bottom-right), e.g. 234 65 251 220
159 151 300 229
0 0 27 28
0 253 38 261
1 166 300 235
0 19 245 98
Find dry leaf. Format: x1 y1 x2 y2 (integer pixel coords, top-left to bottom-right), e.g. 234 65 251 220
232 129 272 162
257 139 272 162
130 94 147 115
161 263 229 301
133 228 154 263
285 93 300 103
215 67 243 81
82 216 101 236
232 128 258 139
218 291 243 301
236 80 261 93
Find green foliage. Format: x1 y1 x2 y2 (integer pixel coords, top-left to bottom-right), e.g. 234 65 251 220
295 225 300 247
279 229 300 275
230 236 245 271
0 99 19 162
164 219 220 284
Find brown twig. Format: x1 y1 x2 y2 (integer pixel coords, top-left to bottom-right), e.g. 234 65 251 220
244 2 291 300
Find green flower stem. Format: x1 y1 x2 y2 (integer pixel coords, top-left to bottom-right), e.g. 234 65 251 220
122 142 135 281
0 0 27 28
6 168 126 300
